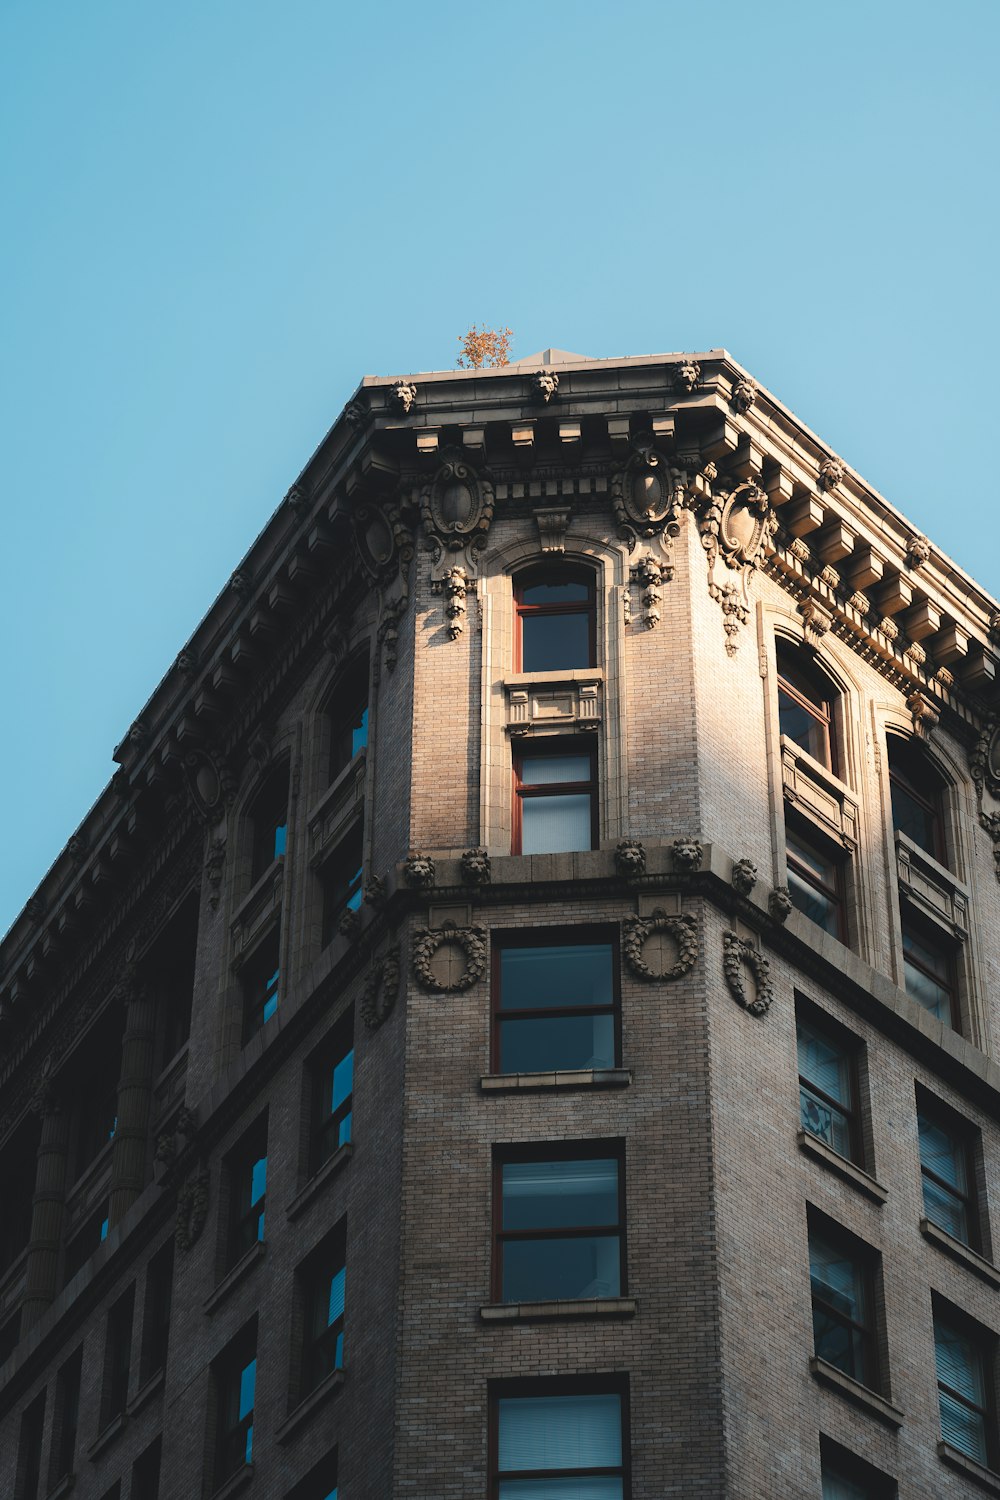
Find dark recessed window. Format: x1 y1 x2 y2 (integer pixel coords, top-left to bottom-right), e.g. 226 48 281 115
310 1020 354 1175
140 1239 174 1383
901 920 955 1028
919 1106 978 1250
17 1390 45 1500
227 1117 267 1269
330 659 369 783
299 1226 346 1397
0 1115 39 1277
888 736 945 864
819 1435 897 1499
513 740 597 855
797 1012 861 1165
214 1321 257 1487
63 1199 110 1285
50 1346 82 1487
493 931 618 1074
786 825 844 938
148 893 198 1069
100 1285 135 1428
934 1307 995 1467
250 764 289 883
515 568 596 673
242 929 280 1043
494 1145 624 1304
491 1383 628 1499
809 1221 879 1390
321 822 364 948
286 1448 339 1500
777 644 837 771
72 1027 121 1181
131 1437 162 1500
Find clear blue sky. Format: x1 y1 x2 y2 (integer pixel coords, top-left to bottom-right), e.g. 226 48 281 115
1 0 998 935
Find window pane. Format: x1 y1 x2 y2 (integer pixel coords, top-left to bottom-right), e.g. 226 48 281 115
331 1052 354 1114
797 1023 851 1105
521 581 591 605
936 1320 985 1405
822 1471 869 1500
503 1235 620 1302
500 1014 616 1073
787 868 840 935
522 795 592 854
800 1085 853 1158
811 1238 866 1324
521 614 591 672
923 1176 969 1242
520 755 592 787
500 944 613 1011
778 688 827 763
939 1389 988 1463
498 1393 622 1471
503 1159 619 1230
890 780 936 855
903 936 952 1026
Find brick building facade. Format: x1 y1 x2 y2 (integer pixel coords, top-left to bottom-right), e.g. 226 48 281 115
1 348 999 1499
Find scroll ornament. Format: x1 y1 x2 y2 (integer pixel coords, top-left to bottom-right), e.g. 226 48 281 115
623 912 699 982
723 932 774 1017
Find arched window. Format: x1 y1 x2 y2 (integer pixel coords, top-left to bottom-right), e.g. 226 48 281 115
776 642 838 772
249 762 289 884
329 657 369 784
887 736 946 864
515 567 595 673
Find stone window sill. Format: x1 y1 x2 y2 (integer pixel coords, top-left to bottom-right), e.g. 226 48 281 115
797 1131 888 1204
481 1069 631 1094
86 1410 127 1462
47 1475 75 1500
204 1240 266 1316
481 1297 637 1323
809 1356 903 1428
126 1366 165 1418
286 1143 353 1222
211 1463 254 1500
275 1368 346 1445
921 1218 1000 1288
938 1442 1000 1494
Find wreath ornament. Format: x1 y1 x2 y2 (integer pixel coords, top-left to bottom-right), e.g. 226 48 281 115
622 912 699 982
412 922 488 993
361 947 401 1030
722 932 774 1017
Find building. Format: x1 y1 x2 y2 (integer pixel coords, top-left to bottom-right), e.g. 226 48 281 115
1 346 999 1500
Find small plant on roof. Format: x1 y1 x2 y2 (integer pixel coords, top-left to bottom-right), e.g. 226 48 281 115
457 324 514 369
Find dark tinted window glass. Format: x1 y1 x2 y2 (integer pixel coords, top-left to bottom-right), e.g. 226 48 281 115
521 614 592 672
498 1155 622 1303
497 940 616 1073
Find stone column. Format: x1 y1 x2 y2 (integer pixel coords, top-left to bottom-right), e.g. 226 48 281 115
22 1081 70 1328
108 978 157 1226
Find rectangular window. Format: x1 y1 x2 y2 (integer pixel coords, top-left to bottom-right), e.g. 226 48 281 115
17 1391 45 1500
513 740 597 855
819 1435 896 1499
299 1225 346 1397
797 1011 861 1164
918 1105 978 1249
494 1146 624 1304
310 1019 354 1175
786 825 844 938
140 1239 174 1382
63 1198 110 1285
809 1220 879 1390
902 920 955 1028
493 931 618 1074
777 648 836 770
251 767 289 882
50 1346 82 1486
242 929 280 1044
515 570 596 673
330 658 369 782
227 1117 268 1269
100 1285 135 1427
321 822 364 948
286 1448 338 1500
934 1308 995 1466
491 1382 628 1499
214 1321 257 1486
131 1436 162 1500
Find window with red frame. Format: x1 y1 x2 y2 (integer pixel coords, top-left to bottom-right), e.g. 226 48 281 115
776 642 838 772
513 740 597 854
490 1380 629 1500
515 568 595 672
492 929 619 1074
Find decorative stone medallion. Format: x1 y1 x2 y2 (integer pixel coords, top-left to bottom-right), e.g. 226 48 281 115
361 947 401 1030
623 912 698 982
612 435 685 551
699 479 777 654
412 922 487 993
723 932 773 1017
421 451 495 569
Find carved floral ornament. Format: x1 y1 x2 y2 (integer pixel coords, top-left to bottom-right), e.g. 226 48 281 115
699 479 778 656
722 931 774 1017
349 491 413 676
361 946 401 1030
623 911 699 982
412 922 488 993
